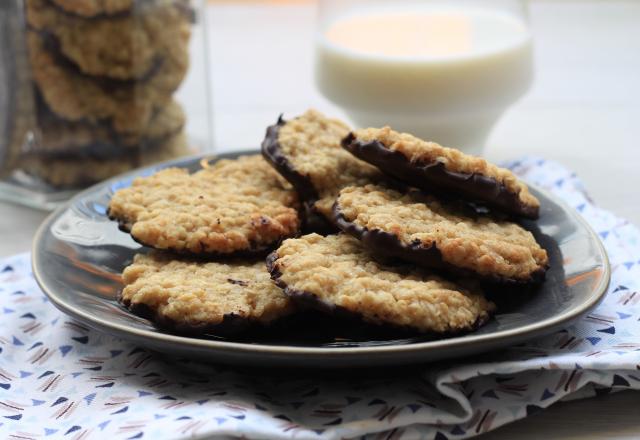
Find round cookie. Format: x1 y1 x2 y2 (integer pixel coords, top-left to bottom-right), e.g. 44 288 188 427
20 130 190 188
49 0 133 17
26 30 187 136
33 99 185 157
333 184 548 284
267 233 495 334
261 109 382 221
108 154 301 256
26 31 153 135
342 127 540 219
26 0 191 80
121 251 295 336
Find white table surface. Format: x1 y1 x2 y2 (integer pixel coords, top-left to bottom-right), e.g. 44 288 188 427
1 0 639 438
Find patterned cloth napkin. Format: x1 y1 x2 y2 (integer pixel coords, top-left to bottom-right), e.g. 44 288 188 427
1 157 639 440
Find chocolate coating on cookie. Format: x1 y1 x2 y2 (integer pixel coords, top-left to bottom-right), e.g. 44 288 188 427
333 185 548 284
342 131 539 219
266 251 354 319
261 115 319 201
49 0 133 18
120 295 256 337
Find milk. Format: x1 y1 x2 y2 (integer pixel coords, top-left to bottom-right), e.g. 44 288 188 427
314 7 533 152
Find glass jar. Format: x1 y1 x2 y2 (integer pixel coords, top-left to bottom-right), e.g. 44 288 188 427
0 0 212 210
314 0 532 154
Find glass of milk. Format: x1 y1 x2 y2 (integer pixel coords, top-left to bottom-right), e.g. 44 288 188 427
314 0 533 154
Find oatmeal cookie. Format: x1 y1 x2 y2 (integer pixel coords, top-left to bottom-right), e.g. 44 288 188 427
26 0 191 80
261 110 382 221
267 233 495 333
26 31 184 136
334 184 548 283
108 154 301 256
343 127 540 219
50 0 133 17
121 251 295 335
21 130 190 188
33 99 185 156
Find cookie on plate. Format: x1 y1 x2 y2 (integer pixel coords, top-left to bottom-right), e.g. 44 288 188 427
342 127 540 219
261 109 381 221
26 0 191 80
21 131 190 188
108 154 301 255
267 233 495 334
121 252 295 335
333 184 548 284
49 0 133 17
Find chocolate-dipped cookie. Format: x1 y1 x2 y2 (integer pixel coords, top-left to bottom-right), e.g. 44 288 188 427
333 184 548 284
26 0 190 81
120 251 295 336
26 30 186 136
342 127 540 219
267 233 495 334
261 109 381 221
108 154 301 256
21 130 190 188
33 98 185 157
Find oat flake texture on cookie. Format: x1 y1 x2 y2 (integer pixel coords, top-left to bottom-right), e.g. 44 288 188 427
25 0 191 80
120 252 295 335
334 184 549 284
108 154 301 255
25 24 188 136
268 233 495 333
262 109 381 221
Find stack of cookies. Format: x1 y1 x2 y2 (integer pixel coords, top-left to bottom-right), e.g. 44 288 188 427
20 0 193 188
108 109 549 338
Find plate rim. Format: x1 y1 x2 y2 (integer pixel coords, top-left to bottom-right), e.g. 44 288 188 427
31 151 611 359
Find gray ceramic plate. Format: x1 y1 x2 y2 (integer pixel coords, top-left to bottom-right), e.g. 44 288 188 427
32 151 610 367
